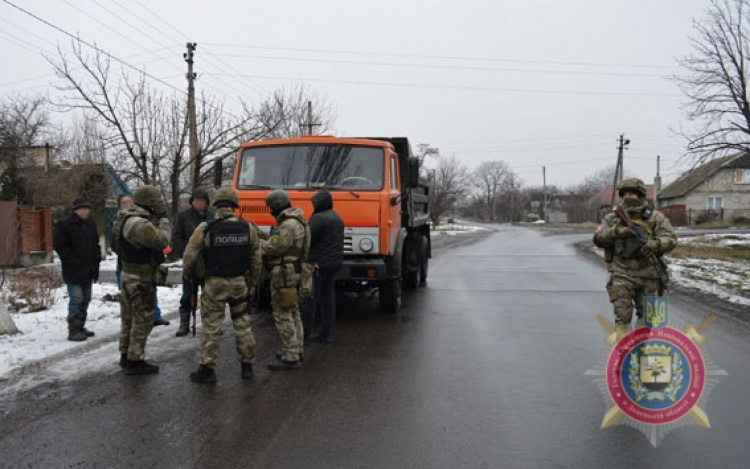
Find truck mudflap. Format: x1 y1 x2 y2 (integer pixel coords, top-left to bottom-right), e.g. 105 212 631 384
336 258 388 281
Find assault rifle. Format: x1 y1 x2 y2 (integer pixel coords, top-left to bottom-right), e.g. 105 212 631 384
614 205 669 291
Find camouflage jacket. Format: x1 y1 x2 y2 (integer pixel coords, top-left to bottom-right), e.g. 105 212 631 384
593 201 677 278
262 206 308 265
118 206 171 279
183 207 263 290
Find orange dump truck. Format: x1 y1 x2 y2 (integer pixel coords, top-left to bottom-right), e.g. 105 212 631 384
213 136 430 314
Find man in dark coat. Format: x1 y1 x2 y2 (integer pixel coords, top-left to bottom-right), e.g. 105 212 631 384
54 198 101 341
172 188 215 337
302 189 344 343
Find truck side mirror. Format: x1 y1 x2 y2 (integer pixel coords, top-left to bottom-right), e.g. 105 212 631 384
213 158 223 189
408 157 420 188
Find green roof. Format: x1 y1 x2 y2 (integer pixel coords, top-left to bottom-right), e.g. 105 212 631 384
658 153 747 200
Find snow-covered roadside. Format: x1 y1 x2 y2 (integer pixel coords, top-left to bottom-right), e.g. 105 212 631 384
586 233 750 307
432 222 490 236
0 283 184 379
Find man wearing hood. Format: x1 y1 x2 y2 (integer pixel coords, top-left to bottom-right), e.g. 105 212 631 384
593 178 676 335
302 189 344 343
172 188 215 337
263 189 310 371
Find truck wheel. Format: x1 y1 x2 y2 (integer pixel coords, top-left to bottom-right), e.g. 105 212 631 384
419 237 429 287
402 241 420 291
379 278 401 314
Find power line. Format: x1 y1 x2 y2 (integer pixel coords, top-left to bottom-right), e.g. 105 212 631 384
207 52 667 79
203 43 675 70
0 0 185 95
125 0 266 97
206 73 681 97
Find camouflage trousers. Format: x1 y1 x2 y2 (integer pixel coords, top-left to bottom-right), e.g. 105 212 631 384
119 274 156 360
606 272 660 326
200 276 256 367
271 285 304 362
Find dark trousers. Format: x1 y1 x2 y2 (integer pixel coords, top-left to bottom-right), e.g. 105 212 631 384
301 268 338 340
180 277 193 312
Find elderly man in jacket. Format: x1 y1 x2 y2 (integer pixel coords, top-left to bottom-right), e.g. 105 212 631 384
54 198 101 342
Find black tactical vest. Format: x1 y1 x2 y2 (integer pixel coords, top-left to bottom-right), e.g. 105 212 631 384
116 214 165 265
204 218 252 278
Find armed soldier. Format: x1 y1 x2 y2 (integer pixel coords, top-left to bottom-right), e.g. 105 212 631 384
113 185 172 375
184 188 262 383
593 178 677 335
263 189 310 371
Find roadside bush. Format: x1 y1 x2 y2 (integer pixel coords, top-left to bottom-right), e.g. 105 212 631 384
8 267 61 312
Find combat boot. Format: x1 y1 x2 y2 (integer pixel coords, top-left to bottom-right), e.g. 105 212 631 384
190 365 216 383
175 308 191 337
81 313 95 337
276 351 304 362
267 358 301 371
67 316 87 342
125 360 160 375
241 363 254 379
119 353 127 369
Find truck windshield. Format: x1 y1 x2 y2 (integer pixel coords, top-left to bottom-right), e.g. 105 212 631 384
238 145 385 191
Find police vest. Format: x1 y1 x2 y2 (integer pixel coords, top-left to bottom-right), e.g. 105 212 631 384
115 214 165 265
204 218 252 278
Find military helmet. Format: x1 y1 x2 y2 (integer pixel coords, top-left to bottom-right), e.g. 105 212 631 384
617 178 647 198
132 185 167 215
213 187 239 208
265 189 291 212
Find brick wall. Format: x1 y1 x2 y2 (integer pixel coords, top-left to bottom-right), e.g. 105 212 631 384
17 206 53 254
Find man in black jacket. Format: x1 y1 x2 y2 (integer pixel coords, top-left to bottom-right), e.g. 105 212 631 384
172 188 214 337
53 198 101 342
302 189 344 343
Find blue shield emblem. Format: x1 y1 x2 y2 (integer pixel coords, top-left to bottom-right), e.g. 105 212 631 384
644 296 667 330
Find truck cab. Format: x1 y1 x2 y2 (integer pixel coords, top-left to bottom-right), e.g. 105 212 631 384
228 135 430 314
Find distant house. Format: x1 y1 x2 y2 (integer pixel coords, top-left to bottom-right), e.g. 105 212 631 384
657 153 750 226
587 184 656 222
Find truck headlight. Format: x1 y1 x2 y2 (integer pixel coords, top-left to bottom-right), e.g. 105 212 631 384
359 237 374 252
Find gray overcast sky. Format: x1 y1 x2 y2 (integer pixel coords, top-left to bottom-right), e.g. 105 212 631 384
0 0 713 188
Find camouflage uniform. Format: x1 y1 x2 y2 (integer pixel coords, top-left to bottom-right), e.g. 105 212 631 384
593 181 677 327
263 206 309 362
114 194 171 369
183 205 262 371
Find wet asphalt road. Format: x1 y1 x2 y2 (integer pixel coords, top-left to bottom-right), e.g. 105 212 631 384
2 226 750 468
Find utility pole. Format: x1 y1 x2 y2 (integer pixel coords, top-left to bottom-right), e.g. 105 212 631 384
654 155 662 208
301 101 321 135
542 166 547 222
609 134 630 208
184 42 199 188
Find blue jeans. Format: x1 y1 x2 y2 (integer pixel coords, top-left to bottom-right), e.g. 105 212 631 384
67 282 92 319
116 259 163 321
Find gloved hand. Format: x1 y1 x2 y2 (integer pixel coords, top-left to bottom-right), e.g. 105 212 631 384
640 239 660 256
614 225 635 239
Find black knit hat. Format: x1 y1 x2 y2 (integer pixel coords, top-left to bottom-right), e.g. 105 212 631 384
189 188 210 204
72 198 91 211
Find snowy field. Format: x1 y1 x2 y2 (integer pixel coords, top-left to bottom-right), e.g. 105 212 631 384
668 234 750 307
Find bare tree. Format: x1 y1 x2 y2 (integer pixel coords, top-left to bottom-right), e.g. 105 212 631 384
675 0 750 163
471 161 510 222
255 84 336 139
47 41 276 220
495 170 522 222
426 154 469 225
0 94 62 203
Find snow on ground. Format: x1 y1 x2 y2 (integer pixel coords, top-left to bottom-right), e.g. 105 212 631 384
432 222 490 236
0 282 184 379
